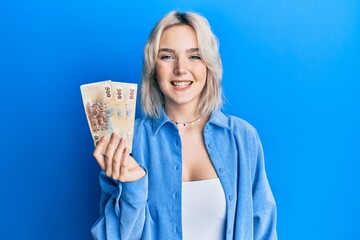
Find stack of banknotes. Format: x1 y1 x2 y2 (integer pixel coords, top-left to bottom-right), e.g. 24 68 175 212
80 80 137 152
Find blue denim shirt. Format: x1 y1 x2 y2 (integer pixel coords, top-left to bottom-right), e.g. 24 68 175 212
91 110 277 240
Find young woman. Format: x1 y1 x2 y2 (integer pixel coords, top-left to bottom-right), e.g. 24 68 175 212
91 11 277 240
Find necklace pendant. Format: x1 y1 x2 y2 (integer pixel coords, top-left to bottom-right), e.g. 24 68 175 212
171 116 202 127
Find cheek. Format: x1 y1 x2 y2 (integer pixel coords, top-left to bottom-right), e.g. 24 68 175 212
155 63 168 81
196 65 207 80
155 64 167 90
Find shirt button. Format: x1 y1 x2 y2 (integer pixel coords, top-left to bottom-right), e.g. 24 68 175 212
228 195 233 201
227 228 232 235
208 143 213 149
173 192 180 199
174 165 179 171
174 225 180 233
219 168 224 173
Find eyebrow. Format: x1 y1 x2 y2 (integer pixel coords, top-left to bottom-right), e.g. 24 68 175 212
158 48 199 54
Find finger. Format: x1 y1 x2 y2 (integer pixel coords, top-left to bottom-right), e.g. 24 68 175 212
117 147 130 182
120 163 146 182
128 166 146 182
104 133 119 176
112 137 126 179
93 136 107 170
121 146 130 168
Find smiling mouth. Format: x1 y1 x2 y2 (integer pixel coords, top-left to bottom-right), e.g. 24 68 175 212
170 81 193 88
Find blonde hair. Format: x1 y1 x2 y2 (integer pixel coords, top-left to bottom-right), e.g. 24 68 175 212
140 11 223 118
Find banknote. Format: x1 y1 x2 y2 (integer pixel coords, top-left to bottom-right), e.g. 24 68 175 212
111 81 131 150
80 80 137 152
123 82 137 152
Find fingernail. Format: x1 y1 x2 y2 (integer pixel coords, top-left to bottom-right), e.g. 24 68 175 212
111 133 117 140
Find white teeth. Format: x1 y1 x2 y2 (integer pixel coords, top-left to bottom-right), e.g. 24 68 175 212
172 81 191 88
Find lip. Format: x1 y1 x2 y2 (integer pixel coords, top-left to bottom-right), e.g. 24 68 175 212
170 80 193 90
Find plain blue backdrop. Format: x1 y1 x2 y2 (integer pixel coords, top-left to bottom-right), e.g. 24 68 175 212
1 0 359 239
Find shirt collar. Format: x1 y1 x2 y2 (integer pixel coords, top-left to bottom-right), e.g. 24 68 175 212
207 110 231 130
152 109 231 134
152 109 173 135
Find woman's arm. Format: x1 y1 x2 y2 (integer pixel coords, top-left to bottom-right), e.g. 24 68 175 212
91 134 148 240
252 130 277 240
91 171 148 240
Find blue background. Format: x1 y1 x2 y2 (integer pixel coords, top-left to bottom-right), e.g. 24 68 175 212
1 0 359 239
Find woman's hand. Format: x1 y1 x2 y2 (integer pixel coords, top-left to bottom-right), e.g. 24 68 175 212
93 133 146 182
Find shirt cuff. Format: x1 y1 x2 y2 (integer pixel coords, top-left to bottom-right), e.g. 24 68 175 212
120 168 148 205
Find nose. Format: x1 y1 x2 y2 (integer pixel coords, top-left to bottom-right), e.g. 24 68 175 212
174 57 187 76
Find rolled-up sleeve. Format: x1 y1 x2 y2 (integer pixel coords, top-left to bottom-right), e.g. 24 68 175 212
91 171 148 240
252 130 277 240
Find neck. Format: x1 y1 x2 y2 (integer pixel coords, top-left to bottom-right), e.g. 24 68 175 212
165 104 200 123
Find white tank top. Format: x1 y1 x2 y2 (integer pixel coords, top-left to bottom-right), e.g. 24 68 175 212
181 178 226 240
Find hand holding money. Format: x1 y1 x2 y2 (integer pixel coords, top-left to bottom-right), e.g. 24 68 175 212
93 133 146 182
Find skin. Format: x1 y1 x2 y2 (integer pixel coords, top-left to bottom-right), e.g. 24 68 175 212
93 25 217 182
156 25 207 118
93 135 146 182
156 25 217 181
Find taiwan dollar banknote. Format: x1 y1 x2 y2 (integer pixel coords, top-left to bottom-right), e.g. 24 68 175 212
80 80 137 152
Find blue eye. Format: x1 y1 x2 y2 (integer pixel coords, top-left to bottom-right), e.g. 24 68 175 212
160 55 174 60
190 55 202 60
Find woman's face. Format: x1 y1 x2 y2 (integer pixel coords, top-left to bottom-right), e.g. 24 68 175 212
155 25 207 111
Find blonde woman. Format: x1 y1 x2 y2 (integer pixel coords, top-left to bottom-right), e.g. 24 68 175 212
92 11 277 240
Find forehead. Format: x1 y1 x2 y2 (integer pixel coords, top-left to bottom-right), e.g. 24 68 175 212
159 25 198 48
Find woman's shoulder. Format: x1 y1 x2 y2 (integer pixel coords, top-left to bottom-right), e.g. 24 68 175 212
212 111 257 134
135 115 154 125
134 115 162 134
218 112 262 147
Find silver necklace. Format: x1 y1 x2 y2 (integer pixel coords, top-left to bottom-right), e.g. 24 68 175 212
171 116 202 127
